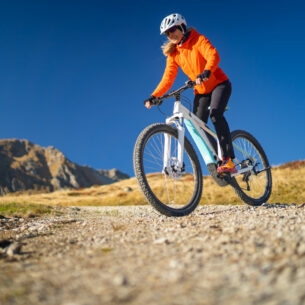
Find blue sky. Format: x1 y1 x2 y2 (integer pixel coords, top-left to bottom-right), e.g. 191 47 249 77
0 0 305 177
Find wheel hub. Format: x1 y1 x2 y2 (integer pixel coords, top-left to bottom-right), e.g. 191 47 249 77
164 157 184 179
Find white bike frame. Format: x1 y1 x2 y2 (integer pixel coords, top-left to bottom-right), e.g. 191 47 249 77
163 100 253 177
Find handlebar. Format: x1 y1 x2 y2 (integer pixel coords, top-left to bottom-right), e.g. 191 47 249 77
152 80 195 105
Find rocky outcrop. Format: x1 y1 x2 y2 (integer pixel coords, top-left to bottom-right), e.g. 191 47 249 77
0 139 129 194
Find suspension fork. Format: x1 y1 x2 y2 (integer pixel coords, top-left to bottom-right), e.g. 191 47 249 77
163 121 185 173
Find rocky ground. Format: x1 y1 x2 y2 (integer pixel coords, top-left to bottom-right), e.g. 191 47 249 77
1 204 305 305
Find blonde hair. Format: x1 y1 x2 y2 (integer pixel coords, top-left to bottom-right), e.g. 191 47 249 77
161 27 193 56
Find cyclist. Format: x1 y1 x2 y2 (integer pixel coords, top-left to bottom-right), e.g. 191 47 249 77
144 13 236 174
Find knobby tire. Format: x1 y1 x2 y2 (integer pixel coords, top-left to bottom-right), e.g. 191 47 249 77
133 123 203 217
230 129 272 206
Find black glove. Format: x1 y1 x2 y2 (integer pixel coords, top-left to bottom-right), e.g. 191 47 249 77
197 70 211 81
144 95 161 106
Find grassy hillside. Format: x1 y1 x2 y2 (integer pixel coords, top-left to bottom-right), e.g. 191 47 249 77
1 161 304 217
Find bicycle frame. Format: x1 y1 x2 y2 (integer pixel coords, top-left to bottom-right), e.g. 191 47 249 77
163 99 220 174
163 99 254 177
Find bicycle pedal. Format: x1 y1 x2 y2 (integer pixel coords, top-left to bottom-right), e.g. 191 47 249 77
217 172 232 182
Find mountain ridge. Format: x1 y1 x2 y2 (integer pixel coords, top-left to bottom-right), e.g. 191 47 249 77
0 139 129 195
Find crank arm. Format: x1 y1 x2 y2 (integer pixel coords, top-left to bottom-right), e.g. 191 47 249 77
230 166 253 177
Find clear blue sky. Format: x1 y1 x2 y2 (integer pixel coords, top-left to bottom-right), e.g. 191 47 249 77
1 0 304 177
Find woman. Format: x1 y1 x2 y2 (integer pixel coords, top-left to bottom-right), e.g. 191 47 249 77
144 13 236 174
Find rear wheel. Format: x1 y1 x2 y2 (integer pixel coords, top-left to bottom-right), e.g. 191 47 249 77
133 123 203 217
230 130 272 206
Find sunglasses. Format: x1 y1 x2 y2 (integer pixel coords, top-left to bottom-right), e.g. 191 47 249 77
165 25 179 36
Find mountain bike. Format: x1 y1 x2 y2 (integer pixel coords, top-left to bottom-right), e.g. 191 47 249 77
133 80 272 217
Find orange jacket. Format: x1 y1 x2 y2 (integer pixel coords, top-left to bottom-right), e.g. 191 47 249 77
151 29 228 97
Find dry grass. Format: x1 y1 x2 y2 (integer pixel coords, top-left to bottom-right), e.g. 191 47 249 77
269 162 305 203
0 177 145 207
1 162 304 213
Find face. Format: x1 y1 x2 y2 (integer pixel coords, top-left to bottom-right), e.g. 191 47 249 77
165 25 184 44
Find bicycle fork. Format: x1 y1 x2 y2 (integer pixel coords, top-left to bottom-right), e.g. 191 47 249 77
163 121 185 179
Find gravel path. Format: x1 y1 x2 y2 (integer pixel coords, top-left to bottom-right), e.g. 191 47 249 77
1 204 305 305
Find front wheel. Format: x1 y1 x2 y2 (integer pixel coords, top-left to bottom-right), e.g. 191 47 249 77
230 130 272 206
133 123 203 217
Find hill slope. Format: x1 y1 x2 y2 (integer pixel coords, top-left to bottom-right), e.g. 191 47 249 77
2 160 305 207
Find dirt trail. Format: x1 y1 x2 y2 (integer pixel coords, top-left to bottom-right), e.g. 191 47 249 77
1 204 305 305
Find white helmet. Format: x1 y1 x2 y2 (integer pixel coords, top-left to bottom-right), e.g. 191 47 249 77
160 13 187 35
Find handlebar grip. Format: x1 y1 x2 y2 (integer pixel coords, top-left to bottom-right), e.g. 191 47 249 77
151 97 163 106
186 80 196 87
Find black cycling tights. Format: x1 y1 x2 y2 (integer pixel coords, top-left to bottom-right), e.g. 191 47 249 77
193 80 234 159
